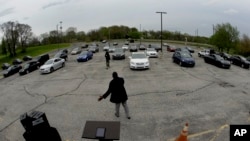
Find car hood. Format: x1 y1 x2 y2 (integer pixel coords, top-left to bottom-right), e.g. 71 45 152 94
78 55 87 58
40 64 52 69
146 51 157 54
130 58 149 63
113 53 124 55
182 57 195 62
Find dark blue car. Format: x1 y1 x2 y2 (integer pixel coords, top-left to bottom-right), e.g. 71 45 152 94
77 51 93 62
172 51 195 67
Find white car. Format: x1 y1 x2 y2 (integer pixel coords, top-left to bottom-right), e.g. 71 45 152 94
129 52 150 69
71 47 81 55
122 45 129 51
145 48 158 58
39 58 65 74
108 46 115 52
103 45 110 51
198 49 210 57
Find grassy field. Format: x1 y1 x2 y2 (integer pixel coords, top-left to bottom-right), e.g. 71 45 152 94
0 43 70 65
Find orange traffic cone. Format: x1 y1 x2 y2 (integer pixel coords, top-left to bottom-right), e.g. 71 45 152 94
175 123 188 141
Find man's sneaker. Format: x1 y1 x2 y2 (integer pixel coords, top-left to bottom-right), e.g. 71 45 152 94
115 113 119 117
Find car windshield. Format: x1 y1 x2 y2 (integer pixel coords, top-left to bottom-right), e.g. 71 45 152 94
80 51 88 55
181 52 192 58
45 60 54 65
132 53 146 59
147 48 155 51
54 53 61 57
7 66 13 71
115 48 123 53
239 56 246 61
215 55 224 60
24 63 30 69
73 48 79 51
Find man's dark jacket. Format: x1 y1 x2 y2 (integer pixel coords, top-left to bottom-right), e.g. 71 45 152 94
103 77 128 103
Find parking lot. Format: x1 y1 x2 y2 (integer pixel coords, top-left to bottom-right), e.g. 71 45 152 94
0 42 250 141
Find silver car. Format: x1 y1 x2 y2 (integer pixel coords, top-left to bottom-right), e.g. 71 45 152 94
39 58 65 74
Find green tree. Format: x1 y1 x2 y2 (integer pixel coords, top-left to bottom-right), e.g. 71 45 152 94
237 34 250 56
210 23 239 52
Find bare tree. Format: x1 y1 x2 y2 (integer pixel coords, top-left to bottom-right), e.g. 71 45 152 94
17 23 32 52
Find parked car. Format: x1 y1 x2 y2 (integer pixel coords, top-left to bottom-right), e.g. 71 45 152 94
204 54 231 69
39 58 65 74
122 45 129 51
167 46 176 52
113 42 118 46
217 52 231 60
71 47 81 55
88 46 99 53
112 48 125 60
77 51 93 62
19 60 40 75
12 58 23 65
145 48 158 58
163 43 170 47
108 46 116 53
139 44 146 50
2 63 10 70
184 46 195 53
148 44 161 52
198 49 210 57
130 45 138 52
124 41 129 45
103 45 110 51
34 54 50 66
129 52 150 69
81 43 88 48
60 49 68 54
172 51 195 67
54 50 68 61
175 48 191 55
3 65 22 77
230 55 250 69
23 56 33 61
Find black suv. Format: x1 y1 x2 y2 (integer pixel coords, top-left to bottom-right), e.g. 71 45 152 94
34 54 50 66
54 50 68 60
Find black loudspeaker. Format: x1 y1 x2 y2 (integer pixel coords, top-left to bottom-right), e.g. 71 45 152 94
21 111 61 141
29 111 50 127
23 127 62 141
20 113 33 131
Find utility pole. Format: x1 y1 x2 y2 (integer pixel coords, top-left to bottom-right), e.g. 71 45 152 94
156 11 167 53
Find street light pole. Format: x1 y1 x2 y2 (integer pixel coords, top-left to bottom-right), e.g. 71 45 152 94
156 11 167 53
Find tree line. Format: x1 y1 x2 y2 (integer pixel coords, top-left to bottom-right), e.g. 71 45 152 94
1 21 250 57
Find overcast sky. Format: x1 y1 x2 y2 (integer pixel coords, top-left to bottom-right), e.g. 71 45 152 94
0 0 250 38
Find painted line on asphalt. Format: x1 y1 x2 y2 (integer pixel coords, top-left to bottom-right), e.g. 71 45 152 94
167 124 229 141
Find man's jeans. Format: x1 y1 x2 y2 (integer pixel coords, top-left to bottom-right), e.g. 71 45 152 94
115 101 130 118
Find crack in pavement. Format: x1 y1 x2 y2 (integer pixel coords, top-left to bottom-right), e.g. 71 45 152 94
0 74 87 133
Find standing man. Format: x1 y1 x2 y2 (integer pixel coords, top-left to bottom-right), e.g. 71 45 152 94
98 72 131 119
105 51 110 69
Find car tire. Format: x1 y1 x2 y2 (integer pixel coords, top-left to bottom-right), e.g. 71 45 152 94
26 70 29 74
62 63 65 68
50 67 54 72
179 61 182 66
241 64 244 68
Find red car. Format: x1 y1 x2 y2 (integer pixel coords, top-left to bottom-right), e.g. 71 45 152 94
167 46 176 52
